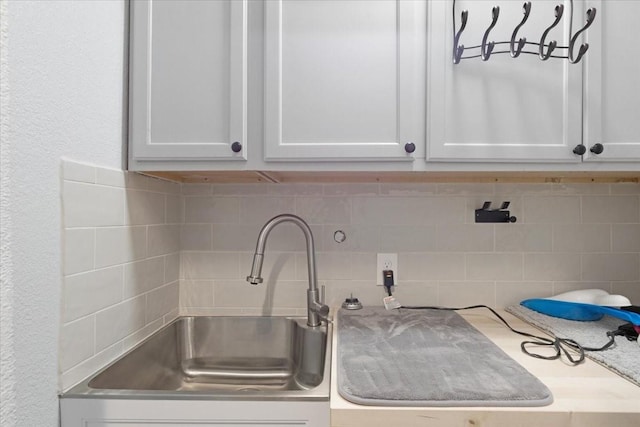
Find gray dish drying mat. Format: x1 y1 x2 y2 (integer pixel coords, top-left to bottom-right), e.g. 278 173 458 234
337 307 553 407
507 304 640 387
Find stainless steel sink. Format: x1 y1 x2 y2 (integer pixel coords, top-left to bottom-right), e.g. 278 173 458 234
64 316 332 401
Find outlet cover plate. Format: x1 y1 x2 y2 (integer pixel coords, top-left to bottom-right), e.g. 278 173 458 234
376 253 398 286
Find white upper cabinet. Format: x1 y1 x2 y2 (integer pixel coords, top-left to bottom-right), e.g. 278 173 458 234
129 0 247 166
583 0 640 162
264 0 423 162
427 0 583 163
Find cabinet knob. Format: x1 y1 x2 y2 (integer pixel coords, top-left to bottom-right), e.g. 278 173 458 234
231 141 242 153
573 144 586 156
404 142 416 154
590 143 604 155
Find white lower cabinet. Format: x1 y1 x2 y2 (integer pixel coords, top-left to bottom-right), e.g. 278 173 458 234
60 398 329 427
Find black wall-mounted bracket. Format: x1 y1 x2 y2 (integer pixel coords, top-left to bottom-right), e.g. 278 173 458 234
475 201 517 223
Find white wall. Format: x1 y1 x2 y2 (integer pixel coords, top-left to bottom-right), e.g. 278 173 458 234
0 1 126 425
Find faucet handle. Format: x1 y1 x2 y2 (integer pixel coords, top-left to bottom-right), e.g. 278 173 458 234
320 285 326 304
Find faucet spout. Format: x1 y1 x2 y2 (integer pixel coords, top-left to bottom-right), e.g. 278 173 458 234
246 214 329 327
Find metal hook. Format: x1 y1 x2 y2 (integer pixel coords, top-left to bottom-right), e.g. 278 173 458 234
481 6 500 61
569 7 596 64
453 9 468 64
510 2 531 58
539 4 564 60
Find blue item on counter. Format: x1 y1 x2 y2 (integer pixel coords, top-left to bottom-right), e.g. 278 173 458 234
521 299 640 326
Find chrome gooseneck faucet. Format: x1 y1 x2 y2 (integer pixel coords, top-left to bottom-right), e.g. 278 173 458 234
246 214 329 327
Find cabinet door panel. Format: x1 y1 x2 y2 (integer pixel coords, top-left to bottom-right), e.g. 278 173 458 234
428 0 582 162
130 0 247 161
265 0 421 161
584 0 640 162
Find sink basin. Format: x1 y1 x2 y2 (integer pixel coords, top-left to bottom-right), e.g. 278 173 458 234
64 316 332 401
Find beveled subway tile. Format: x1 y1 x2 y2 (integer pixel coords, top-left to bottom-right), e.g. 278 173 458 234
211 184 268 196
438 282 496 307
147 176 180 194
466 253 523 281
125 189 165 225
352 197 465 225
96 167 126 188
213 280 269 308
295 197 351 224
266 183 323 196
239 251 297 282
95 296 146 352
64 266 123 322
147 282 179 322
165 194 183 224
239 197 296 224
392 281 438 306
495 282 553 309
184 196 240 223
182 252 240 280
524 196 580 224
378 183 438 196
435 224 494 252
95 226 147 268
181 224 212 251
582 253 640 282
296 252 354 281
62 159 96 183
582 196 639 223
402 253 465 281
612 224 640 252
437 183 494 196
63 181 124 227
495 224 552 252
124 256 166 298
378 226 436 252
181 183 212 196
323 183 379 196
322 225 380 252
148 224 180 257
59 316 95 371
165 253 180 283
180 280 214 308
611 183 640 195
551 183 610 195
64 228 95 275
524 253 581 281
553 224 611 252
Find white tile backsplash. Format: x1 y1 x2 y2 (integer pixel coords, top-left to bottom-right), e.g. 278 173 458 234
179 181 640 314
60 160 180 391
63 181 125 227
60 164 640 391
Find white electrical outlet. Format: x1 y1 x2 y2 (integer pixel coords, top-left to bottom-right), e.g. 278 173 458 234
376 253 398 286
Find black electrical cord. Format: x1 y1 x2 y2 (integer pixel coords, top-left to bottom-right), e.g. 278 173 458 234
400 304 619 366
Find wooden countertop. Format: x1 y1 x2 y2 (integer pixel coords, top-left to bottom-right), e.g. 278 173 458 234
330 309 640 427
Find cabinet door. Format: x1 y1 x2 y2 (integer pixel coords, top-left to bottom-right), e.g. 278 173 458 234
264 0 422 162
427 0 582 162
583 0 640 162
129 0 247 162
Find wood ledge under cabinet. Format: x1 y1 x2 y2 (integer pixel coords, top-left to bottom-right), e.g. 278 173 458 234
143 170 640 185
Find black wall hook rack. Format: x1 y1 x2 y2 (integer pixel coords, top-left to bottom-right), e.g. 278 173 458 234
475 201 517 223
453 0 596 64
